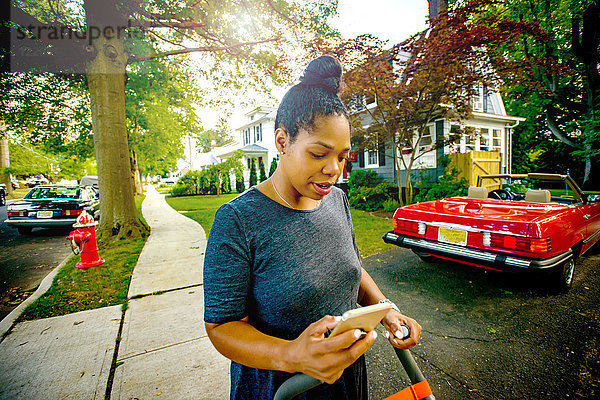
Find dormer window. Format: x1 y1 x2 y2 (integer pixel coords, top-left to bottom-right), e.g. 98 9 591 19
472 83 484 112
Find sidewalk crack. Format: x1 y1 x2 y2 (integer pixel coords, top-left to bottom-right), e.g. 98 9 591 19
117 335 209 361
128 283 203 300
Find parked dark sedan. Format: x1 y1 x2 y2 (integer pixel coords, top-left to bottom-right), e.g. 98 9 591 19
5 185 99 234
0 184 6 206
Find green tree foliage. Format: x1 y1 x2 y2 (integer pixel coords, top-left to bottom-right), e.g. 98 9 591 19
195 117 234 153
484 0 600 187
268 157 278 177
249 157 258 187
126 58 199 179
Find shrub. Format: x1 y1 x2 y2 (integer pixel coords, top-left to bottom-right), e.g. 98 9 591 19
348 170 381 190
171 184 194 197
259 158 267 182
268 158 278 177
349 180 395 211
414 155 468 202
383 198 400 212
249 158 258 187
221 172 231 194
235 172 245 193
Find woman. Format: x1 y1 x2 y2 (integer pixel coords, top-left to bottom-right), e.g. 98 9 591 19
204 55 421 400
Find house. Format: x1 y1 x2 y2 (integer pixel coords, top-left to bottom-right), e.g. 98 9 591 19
219 106 278 186
349 86 525 187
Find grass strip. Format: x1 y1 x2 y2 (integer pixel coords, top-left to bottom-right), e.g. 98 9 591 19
166 193 394 258
166 193 239 238
17 195 148 321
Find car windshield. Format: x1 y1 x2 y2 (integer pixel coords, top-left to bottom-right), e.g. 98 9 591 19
504 179 577 199
25 187 81 200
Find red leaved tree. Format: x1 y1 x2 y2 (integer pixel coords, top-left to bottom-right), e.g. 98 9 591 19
336 0 542 204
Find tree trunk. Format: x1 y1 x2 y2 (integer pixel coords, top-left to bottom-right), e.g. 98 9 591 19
131 149 144 195
0 125 14 197
85 0 148 243
393 145 404 205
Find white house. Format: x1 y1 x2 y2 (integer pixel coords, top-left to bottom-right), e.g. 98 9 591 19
219 106 279 186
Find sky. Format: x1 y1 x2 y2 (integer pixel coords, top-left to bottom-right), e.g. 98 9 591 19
331 0 429 44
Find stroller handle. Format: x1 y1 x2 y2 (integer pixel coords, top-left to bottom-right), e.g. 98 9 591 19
273 325 435 400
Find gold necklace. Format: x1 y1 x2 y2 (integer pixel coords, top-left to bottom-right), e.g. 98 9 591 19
270 179 322 210
271 178 296 209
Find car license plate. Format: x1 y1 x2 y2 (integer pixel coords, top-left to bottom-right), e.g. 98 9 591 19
438 227 467 246
37 211 54 218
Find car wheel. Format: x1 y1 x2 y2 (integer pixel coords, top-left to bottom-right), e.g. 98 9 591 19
17 227 32 235
413 250 436 263
551 258 575 292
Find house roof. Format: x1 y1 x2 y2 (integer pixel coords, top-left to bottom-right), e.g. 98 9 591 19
470 112 526 124
219 144 268 159
241 144 268 152
236 109 277 131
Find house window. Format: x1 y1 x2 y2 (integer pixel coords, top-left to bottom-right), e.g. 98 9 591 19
491 129 501 151
418 126 434 153
466 135 476 151
243 129 250 145
479 128 489 151
257 124 263 142
367 150 378 167
472 83 484 112
449 125 461 153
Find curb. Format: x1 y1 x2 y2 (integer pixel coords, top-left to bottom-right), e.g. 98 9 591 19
0 253 75 339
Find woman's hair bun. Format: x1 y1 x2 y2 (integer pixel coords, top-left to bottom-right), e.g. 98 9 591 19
299 55 342 94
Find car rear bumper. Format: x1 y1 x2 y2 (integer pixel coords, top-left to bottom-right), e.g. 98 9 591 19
5 218 77 227
382 231 572 271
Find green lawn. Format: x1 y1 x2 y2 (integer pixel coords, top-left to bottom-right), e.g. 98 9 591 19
166 193 394 258
17 195 148 321
166 193 239 238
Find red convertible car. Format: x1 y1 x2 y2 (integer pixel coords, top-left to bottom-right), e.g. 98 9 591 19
383 173 600 291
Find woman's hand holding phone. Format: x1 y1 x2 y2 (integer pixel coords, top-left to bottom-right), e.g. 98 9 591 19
283 315 377 384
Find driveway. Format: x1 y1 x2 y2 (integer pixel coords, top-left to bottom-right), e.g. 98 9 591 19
364 246 600 399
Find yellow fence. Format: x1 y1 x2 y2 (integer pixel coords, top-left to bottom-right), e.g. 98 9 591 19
448 151 502 189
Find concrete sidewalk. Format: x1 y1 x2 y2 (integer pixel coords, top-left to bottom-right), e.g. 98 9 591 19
0 185 230 399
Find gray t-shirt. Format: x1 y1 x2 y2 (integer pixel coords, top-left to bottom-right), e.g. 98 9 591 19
204 186 365 399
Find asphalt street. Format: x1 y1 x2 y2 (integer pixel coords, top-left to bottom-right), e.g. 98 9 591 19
0 203 73 320
363 246 600 400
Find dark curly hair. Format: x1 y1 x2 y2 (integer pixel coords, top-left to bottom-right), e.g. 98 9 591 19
275 55 349 142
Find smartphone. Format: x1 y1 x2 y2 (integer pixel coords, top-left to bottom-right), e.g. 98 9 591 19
329 303 392 337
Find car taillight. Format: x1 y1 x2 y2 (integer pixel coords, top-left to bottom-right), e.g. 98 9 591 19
393 219 427 235
62 209 83 216
7 210 25 217
489 233 551 253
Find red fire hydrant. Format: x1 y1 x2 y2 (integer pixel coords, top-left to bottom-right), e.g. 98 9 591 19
67 211 105 269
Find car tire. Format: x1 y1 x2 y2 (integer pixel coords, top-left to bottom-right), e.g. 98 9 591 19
551 258 575 292
17 227 32 235
413 250 436 263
